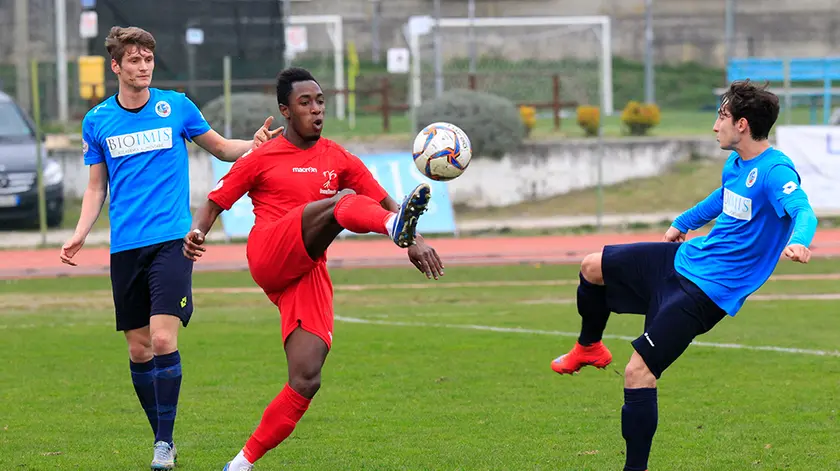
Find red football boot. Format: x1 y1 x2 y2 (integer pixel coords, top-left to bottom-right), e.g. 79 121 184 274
551 341 613 374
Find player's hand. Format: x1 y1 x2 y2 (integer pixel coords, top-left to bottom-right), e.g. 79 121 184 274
59 233 86 266
253 116 284 149
783 244 811 264
183 229 206 261
407 239 444 280
662 226 687 243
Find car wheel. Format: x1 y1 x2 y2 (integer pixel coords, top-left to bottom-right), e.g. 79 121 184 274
47 209 63 228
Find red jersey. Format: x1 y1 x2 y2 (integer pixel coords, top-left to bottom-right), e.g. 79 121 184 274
208 135 389 227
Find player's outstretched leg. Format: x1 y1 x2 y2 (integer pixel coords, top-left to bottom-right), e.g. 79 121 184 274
223 328 326 470
551 251 613 374
298 183 432 262
332 183 430 248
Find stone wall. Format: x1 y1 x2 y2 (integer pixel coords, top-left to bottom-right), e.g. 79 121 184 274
50 136 727 208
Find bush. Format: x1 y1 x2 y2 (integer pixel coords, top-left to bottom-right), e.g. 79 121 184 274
415 89 525 159
200 92 281 140
519 105 537 136
620 101 661 136
576 105 600 137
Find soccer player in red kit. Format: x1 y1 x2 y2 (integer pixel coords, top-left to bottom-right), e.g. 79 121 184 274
182 67 444 470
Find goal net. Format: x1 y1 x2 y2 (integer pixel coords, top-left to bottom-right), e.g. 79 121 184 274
406 16 612 128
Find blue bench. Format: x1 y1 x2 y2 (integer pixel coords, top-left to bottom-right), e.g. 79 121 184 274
721 57 840 125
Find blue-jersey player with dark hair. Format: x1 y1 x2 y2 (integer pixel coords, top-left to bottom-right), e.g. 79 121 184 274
549 80 818 471
58 26 280 470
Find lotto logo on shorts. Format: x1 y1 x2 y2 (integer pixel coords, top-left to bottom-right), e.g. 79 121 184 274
106 127 173 158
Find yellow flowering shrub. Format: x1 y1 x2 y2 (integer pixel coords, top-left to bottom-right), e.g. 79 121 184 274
576 105 600 137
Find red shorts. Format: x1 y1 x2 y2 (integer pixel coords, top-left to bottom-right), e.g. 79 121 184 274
246 205 334 349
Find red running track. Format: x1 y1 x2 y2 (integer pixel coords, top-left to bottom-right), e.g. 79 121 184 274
1 229 839 280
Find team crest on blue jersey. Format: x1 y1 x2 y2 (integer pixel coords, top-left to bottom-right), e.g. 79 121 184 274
746 168 758 188
82 139 89 156
155 101 172 118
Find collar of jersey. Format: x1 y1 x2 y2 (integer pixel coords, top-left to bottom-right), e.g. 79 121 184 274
113 88 154 115
735 145 774 167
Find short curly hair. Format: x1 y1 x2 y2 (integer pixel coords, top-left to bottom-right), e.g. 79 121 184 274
276 67 320 107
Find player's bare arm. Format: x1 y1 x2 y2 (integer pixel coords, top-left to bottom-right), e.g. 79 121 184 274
60 163 109 266
182 199 224 261
380 195 445 279
193 116 283 162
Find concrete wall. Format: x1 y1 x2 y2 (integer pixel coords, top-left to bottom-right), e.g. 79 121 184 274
445 137 725 208
50 136 727 208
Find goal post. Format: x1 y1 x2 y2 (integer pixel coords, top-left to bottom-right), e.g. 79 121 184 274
287 15 345 120
405 15 613 131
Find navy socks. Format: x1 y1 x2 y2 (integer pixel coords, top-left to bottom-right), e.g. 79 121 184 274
153 350 182 445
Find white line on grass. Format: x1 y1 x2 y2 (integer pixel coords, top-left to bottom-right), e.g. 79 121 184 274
517 293 840 305
213 273 838 293
3 273 833 300
334 316 840 358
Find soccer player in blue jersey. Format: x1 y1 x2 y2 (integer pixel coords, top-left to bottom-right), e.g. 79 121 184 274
549 80 818 471
58 26 278 470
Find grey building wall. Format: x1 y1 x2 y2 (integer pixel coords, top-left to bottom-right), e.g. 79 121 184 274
2 0 837 66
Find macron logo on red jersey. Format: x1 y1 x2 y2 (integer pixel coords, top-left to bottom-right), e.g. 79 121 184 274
292 167 318 173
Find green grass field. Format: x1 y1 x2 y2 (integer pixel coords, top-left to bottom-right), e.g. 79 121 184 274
2 259 839 470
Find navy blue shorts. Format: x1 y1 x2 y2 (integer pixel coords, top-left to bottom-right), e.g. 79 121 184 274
110 239 194 331
602 242 726 378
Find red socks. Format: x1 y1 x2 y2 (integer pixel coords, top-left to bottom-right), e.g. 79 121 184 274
243 383 311 463
333 194 392 235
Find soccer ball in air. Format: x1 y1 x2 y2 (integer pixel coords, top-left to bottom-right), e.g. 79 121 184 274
412 122 472 181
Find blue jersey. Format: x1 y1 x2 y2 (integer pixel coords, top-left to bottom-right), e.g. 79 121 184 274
82 88 211 253
672 147 817 316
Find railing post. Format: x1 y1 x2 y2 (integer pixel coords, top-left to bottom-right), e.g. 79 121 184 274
381 76 391 133
553 74 561 131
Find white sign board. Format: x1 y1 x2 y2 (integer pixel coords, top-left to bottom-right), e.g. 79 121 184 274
185 28 204 45
775 125 840 212
407 15 434 36
285 26 308 56
79 11 98 39
387 48 410 74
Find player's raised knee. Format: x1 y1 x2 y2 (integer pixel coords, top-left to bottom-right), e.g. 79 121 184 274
333 188 355 201
327 188 356 216
581 252 604 285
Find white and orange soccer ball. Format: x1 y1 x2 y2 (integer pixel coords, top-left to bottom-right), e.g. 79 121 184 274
412 122 472 181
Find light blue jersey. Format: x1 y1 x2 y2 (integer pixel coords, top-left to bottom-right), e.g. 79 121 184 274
82 88 211 253
672 147 817 316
